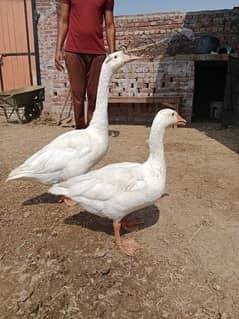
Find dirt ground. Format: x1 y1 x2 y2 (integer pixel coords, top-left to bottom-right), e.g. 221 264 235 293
0 116 238 319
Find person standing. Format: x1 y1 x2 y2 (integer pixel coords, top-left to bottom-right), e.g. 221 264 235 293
55 0 116 129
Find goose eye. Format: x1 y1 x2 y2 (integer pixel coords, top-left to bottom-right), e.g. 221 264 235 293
114 55 117 59
172 112 174 116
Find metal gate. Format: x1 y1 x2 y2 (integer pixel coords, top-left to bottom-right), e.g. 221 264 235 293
0 0 40 92
223 56 239 126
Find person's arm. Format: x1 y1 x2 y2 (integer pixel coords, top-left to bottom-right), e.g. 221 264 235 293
104 10 116 54
55 2 70 71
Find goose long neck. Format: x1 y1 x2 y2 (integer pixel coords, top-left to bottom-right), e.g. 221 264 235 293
146 122 166 171
89 64 112 130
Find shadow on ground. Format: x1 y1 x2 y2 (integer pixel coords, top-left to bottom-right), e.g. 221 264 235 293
64 204 160 236
22 192 62 205
191 123 239 154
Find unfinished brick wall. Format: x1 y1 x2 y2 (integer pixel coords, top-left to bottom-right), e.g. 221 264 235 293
184 8 239 53
35 1 239 122
115 12 185 57
115 7 239 56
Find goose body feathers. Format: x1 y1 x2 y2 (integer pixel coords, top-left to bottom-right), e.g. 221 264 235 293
7 51 142 184
49 109 186 225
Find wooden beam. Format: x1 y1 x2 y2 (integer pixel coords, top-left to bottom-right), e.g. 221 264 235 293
108 96 181 104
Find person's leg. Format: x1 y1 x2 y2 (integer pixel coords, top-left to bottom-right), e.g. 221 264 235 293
86 54 105 126
65 52 87 129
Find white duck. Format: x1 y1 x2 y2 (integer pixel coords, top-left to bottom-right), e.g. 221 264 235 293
49 109 186 255
7 51 142 203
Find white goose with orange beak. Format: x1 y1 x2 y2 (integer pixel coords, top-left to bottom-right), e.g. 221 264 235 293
7 51 143 201
49 109 186 256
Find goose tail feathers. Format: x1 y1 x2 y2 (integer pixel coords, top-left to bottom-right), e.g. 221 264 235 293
6 166 33 181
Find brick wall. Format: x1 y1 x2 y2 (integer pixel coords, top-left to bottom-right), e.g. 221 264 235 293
115 7 239 56
36 0 69 117
184 8 239 53
115 12 185 57
35 1 239 122
109 59 194 122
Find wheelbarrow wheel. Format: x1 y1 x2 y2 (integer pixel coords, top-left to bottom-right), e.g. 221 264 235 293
24 104 41 122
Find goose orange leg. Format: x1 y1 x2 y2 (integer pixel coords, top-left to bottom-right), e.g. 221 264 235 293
63 197 77 206
121 217 144 232
58 196 77 206
113 221 140 256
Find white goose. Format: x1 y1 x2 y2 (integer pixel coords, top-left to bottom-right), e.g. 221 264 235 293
49 109 186 255
7 51 142 201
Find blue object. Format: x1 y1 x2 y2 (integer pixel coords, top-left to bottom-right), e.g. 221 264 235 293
197 35 220 54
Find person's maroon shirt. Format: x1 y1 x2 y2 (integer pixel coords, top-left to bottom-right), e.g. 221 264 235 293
62 0 114 54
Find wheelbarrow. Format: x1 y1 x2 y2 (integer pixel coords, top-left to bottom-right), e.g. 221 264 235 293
0 85 45 123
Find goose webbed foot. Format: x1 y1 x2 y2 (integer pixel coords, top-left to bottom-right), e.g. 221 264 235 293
58 196 77 206
118 237 140 256
113 221 140 256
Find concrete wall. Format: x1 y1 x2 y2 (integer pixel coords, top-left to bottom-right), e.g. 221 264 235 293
35 1 239 122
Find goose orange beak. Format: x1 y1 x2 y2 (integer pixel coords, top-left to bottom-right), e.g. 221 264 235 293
123 52 149 63
177 113 187 126
128 54 149 62
121 47 149 62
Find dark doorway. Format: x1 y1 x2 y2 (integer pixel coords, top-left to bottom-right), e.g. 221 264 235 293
223 56 239 127
192 60 228 122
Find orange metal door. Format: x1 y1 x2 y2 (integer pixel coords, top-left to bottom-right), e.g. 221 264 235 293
0 0 39 91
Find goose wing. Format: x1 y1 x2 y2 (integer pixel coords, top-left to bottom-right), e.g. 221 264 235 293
7 130 92 183
49 162 156 219
62 162 143 197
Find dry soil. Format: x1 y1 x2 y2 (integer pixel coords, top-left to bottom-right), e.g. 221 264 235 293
0 118 239 319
